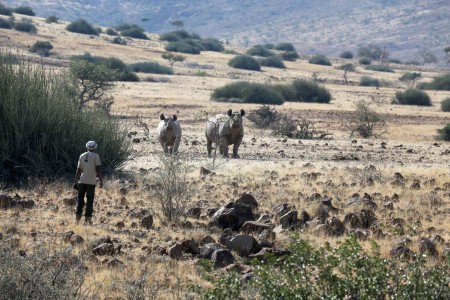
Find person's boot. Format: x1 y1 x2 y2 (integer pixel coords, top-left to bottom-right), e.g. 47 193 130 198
85 216 93 225
75 213 82 224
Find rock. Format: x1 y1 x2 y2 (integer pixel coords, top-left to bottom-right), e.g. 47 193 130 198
418 237 438 256
280 210 298 229
182 220 192 228
315 206 330 222
63 231 75 243
219 228 234 248
346 194 377 209
229 234 258 257
212 202 255 230
168 244 183 259
299 211 310 225
326 216 346 236
390 245 414 259
181 239 199 255
199 243 225 259
104 258 123 268
314 224 334 235
350 229 368 241
410 181 421 190
200 167 212 176
186 207 201 219
344 213 361 229
140 215 153 230
116 221 125 229
236 193 258 209
274 203 291 217
0 194 12 209
92 243 115 256
69 234 84 245
200 235 216 245
359 209 377 229
384 202 394 210
211 249 235 268
256 214 272 224
61 196 77 206
391 218 406 228
431 234 445 244
304 217 324 229
241 221 271 234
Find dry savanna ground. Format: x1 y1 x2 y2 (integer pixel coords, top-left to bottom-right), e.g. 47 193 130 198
1 13 450 299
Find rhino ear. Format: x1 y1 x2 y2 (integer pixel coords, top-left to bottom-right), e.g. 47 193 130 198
227 109 232 116
160 114 165 120
173 114 177 121
240 109 246 116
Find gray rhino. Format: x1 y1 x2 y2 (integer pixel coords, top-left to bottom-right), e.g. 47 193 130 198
156 114 182 155
205 109 245 158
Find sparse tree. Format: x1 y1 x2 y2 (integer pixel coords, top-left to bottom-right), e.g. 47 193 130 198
345 100 387 138
162 52 185 71
444 46 450 64
170 19 184 29
418 49 437 65
140 17 150 32
357 43 388 62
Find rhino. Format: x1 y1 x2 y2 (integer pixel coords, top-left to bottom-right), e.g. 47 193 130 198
205 109 245 158
156 114 182 155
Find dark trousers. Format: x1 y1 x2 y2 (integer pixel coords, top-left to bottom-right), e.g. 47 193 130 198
76 183 96 217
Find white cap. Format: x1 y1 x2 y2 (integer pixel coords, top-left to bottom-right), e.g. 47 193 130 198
86 141 97 150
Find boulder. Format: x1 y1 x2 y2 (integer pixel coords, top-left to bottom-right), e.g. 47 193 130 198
0 194 12 209
229 234 258 257
212 202 255 229
199 243 225 259
280 210 298 229
241 221 271 234
326 216 345 236
181 239 199 255
418 237 438 256
69 234 84 246
236 193 258 209
186 207 202 219
92 243 114 256
211 249 235 268
140 215 153 229
168 244 183 260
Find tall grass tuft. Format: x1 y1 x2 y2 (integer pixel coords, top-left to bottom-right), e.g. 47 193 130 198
0 53 132 184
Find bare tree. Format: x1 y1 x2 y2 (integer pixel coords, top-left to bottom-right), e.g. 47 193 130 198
444 46 450 64
345 100 387 138
170 19 184 29
418 49 438 65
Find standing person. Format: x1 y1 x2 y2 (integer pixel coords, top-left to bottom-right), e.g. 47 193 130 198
73 141 103 224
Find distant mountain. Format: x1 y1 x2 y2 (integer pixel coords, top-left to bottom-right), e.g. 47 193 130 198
4 0 450 63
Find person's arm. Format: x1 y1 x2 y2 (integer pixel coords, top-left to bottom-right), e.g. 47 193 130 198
96 166 103 188
74 168 82 184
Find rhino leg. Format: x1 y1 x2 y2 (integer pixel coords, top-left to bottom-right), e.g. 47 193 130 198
163 143 170 155
173 135 181 155
219 136 229 158
232 135 243 159
206 137 213 157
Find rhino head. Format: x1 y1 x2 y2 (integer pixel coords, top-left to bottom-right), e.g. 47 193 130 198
227 109 246 129
160 113 177 131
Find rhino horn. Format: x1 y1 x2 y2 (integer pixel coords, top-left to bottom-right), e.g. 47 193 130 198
240 109 246 116
173 114 177 121
160 113 165 120
227 109 233 116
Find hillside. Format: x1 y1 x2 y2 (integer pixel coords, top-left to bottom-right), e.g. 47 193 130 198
3 0 450 62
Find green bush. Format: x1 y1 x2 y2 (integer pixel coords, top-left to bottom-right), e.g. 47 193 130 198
165 39 202 54
13 21 36 33
399 72 421 82
247 45 275 57
66 19 98 35
129 62 173 74
45 15 59 23
337 63 355 71
262 43 274 49
159 30 191 42
114 23 143 32
291 79 332 103
197 38 224 52
0 17 11 29
30 41 53 57
366 64 394 73
0 53 132 182
280 51 299 61
274 42 296 51
394 88 431 106
195 236 450 299
228 55 260 71
121 28 148 39
359 57 371 65
272 84 296 101
112 36 127 45
247 105 279 128
106 28 118 36
420 73 450 91
388 58 402 64
359 76 380 87
340 51 354 59
440 98 450 112
211 81 284 105
0 3 12 16
308 54 332 66
14 6 35 16
358 43 387 60
438 124 450 140
260 56 286 68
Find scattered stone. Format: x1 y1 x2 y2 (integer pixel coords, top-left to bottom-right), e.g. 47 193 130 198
116 221 125 229
391 218 406 228
0 194 11 209
186 207 201 219
211 249 235 268
410 181 421 190
314 224 334 235
384 202 394 210
61 195 77 206
104 258 123 268
168 244 183 260
69 234 84 246
431 234 445 244
280 210 298 229
219 228 234 248
236 193 258 209
299 211 310 225
212 202 255 230
92 243 115 256
201 235 215 245
359 209 377 229
390 245 414 259
140 215 153 230
229 234 258 257
326 216 346 236
256 214 272 224
63 231 75 243
344 213 361 229
241 221 271 234
199 243 225 259
418 237 438 256
181 239 199 255
200 167 212 176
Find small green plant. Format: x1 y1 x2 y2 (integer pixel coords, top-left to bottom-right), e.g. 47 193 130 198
393 88 431 106
197 38 224 52
359 57 371 65
247 45 275 57
399 72 421 82
271 114 329 139
437 123 450 140
274 42 296 51
45 15 58 23
280 51 299 61
340 51 354 59
129 62 173 75
388 58 402 64
66 19 98 35
13 21 36 33
309 54 332 66
160 30 191 42
419 73 450 91
0 17 11 29
259 56 286 68
441 98 450 112
30 41 53 57
14 6 35 16
106 27 118 35
211 81 284 105
366 64 394 73
0 3 12 16
291 79 332 103
194 71 208 76
121 28 148 39
359 76 380 87
337 63 355 71
165 39 202 54
228 55 261 71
